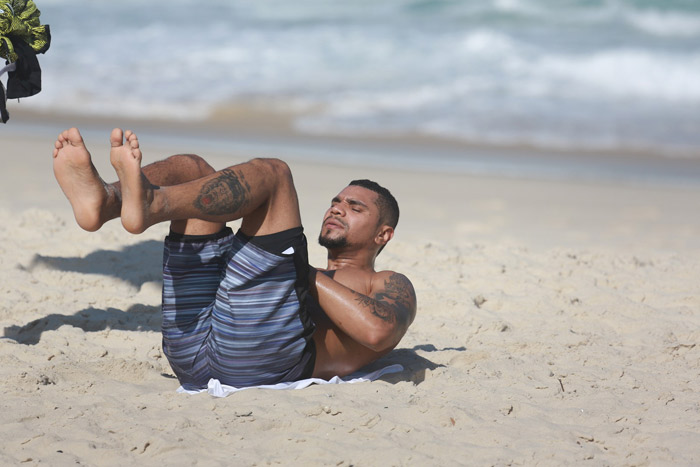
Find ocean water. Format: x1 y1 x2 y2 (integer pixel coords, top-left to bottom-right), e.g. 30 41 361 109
6 0 700 156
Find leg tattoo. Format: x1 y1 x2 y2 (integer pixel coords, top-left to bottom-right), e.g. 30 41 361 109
194 169 251 216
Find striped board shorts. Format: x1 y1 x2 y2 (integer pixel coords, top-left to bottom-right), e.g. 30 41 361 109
161 226 316 389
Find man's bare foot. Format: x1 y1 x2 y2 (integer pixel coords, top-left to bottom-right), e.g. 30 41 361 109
109 128 155 234
53 128 118 231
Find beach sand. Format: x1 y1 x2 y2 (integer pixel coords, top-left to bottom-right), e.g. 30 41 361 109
1 113 699 465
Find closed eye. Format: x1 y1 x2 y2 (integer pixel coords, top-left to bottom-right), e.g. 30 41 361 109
347 199 368 211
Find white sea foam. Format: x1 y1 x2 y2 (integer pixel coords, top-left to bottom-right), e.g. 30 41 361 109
536 50 700 101
626 10 700 37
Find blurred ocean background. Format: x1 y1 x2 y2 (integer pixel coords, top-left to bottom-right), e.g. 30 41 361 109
6 0 700 159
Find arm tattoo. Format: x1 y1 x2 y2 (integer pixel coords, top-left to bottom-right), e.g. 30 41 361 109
193 169 251 216
354 273 416 329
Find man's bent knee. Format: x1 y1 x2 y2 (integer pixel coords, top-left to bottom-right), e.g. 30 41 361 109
162 154 216 184
250 158 292 178
247 158 296 193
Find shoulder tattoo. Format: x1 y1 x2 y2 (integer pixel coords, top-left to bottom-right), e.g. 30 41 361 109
193 168 251 216
354 273 416 328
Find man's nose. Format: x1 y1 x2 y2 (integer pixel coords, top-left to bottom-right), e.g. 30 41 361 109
330 204 344 216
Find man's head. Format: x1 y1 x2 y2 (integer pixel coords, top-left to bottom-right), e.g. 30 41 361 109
318 179 399 256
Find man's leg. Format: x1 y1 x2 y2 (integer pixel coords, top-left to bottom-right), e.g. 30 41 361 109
109 128 301 235
53 127 224 235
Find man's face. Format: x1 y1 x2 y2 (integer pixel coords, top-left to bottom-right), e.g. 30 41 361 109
318 185 382 250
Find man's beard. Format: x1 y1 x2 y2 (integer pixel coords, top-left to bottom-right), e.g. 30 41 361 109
318 232 348 249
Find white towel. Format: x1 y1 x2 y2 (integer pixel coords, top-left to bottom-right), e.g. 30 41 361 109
177 364 404 397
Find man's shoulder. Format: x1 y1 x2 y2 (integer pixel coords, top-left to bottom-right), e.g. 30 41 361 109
371 270 414 288
370 270 416 305
366 270 417 329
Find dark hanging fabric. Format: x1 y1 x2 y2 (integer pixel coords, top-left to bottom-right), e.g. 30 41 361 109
6 36 43 98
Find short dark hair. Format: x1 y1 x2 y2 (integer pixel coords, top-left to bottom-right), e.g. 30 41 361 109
349 179 399 229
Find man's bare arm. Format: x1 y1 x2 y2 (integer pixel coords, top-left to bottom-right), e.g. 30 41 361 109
309 268 417 352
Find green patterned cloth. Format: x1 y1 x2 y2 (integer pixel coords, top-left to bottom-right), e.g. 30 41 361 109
0 0 50 63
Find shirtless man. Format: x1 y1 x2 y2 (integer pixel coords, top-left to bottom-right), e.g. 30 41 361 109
53 127 416 388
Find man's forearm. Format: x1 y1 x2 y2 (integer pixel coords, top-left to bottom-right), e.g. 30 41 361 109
309 267 398 351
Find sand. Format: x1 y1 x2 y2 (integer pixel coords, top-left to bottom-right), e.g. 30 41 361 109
1 115 699 465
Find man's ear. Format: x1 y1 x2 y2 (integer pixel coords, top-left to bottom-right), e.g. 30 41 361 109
375 225 394 248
